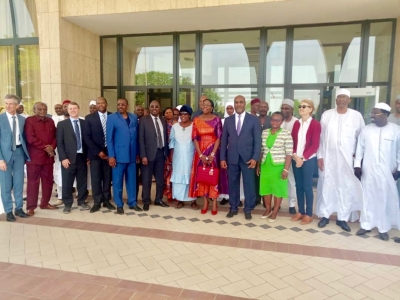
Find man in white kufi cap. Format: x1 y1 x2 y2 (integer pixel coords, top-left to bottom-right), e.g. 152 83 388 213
89 100 97 114
388 94 400 126
354 102 400 241
316 89 365 232
281 99 298 214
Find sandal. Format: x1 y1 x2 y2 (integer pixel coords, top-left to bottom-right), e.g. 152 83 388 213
176 202 184 209
191 201 199 210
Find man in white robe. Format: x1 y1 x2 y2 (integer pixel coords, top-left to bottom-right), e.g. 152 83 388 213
316 89 365 232
355 102 400 241
281 99 298 214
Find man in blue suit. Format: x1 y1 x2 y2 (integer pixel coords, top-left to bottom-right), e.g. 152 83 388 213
107 98 142 214
0 94 30 222
221 95 261 220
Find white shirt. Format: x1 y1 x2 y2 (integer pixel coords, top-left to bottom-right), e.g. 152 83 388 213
151 115 165 147
52 115 65 127
235 112 246 133
281 116 298 133
6 112 21 145
98 111 107 122
69 117 83 153
296 116 315 160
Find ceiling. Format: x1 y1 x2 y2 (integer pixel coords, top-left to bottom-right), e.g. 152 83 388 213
63 0 400 36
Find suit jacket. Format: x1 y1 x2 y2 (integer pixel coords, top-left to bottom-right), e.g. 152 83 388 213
0 113 30 163
220 113 261 165
139 115 168 161
83 111 112 160
106 112 138 163
57 118 87 164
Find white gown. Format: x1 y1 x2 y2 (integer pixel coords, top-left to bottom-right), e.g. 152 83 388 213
316 109 365 221
282 117 298 208
0 190 4 215
354 122 400 233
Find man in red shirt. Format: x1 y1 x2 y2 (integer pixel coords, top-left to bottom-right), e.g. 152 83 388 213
25 102 57 216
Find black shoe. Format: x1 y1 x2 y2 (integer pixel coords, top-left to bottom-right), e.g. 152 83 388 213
79 203 90 210
116 207 124 215
6 212 16 222
103 201 116 210
379 232 389 241
245 212 252 220
154 201 169 208
15 209 29 218
23 197 27 201
318 217 329 228
129 205 143 212
238 201 243 207
226 211 238 218
220 198 228 205
336 220 351 232
356 228 371 235
90 205 101 213
394 237 400 243
143 204 149 211
289 207 297 214
63 207 71 214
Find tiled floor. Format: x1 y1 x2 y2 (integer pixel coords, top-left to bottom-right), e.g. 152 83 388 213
1 187 400 299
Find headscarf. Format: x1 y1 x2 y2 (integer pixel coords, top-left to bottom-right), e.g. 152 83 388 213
224 102 235 118
179 104 193 116
175 105 183 122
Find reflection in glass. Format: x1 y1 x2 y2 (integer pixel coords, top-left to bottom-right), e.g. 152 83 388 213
102 38 118 86
266 30 286 84
266 88 285 115
201 87 258 117
0 0 13 39
179 34 195 85
103 89 118 112
13 0 38 37
19 45 41 112
179 88 195 108
202 31 259 85
123 35 173 86
367 22 393 82
0 46 16 100
293 24 361 84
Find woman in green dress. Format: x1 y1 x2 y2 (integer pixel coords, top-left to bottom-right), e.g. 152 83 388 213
257 112 293 222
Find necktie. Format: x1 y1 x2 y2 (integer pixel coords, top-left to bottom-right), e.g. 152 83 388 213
154 117 163 149
12 116 16 151
101 114 107 146
73 120 82 151
237 114 242 135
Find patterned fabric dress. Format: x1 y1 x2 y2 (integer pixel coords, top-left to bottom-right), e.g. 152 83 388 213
163 121 174 199
189 117 222 199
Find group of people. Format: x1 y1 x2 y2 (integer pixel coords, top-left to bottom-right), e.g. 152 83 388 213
1 90 400 243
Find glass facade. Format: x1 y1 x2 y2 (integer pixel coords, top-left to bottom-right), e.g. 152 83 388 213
101 20 396 119
0 0 40 114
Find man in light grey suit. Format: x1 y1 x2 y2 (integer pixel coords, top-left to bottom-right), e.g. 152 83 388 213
0 94 30 222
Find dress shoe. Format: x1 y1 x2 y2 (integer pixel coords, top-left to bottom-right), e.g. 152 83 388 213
103 201 116 210
27 209 35 216
116 207 124 215
394 237 400 243
356 228 371 235
238 201 243 207
23 197 27 201
269 217 277 223
260 211 272 219
40 204 58 209
154 201 169 208
63 207 71 214
244 212 252 220
226 211 238 218
220 198 228 205
129 205 143 212
79 203 90 210
6 212 16 222
379 232 389 241
53 199 63 206
291 213 304 221
289 207 297 214
318 217 329 228
300 215 313 225
15 209 29 218
90 205 101 213
336 220 351 232
143 204 149 211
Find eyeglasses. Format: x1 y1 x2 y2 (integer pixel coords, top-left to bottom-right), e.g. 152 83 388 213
298 105 311 109
370 112 383 116
179 112 189 116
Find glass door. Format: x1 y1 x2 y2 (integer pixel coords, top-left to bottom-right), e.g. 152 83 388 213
124 88 173 114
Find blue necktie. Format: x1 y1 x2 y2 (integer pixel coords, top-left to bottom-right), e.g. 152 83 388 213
73 120 82 151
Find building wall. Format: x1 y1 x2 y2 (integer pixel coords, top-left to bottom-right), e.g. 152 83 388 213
36 0 100 116
392 16 400 104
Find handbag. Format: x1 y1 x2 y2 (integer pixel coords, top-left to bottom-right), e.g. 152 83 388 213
196 163 220 186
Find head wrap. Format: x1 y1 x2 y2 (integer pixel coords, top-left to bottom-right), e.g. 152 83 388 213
62 100 71 105
281 99 294 108
89 100 96 106
224 102 235 118
337 88 351 98
179 104 193 116
251 98 260 105
375 102 391 112
396 95 400 101
176 105 182 111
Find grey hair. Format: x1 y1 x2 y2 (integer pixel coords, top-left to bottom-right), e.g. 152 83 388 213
4 94 21 104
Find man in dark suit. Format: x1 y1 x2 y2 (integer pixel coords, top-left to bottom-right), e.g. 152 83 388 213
83 97 115 213
57 101 89 214
139 100 169 211
107 98 142 214
0 94 30 222
221 95 261 220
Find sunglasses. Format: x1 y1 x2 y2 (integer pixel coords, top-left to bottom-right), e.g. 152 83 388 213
298 105 311 109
